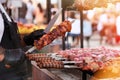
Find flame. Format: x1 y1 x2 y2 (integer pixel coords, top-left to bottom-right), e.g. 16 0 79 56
91 58 120 79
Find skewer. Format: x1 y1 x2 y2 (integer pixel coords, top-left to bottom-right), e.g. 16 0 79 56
64 65 80 69
63 61 82 65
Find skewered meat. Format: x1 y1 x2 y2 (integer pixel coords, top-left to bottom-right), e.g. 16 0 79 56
26 53 47 60
27 47 120 72
37 60 64 69
56 47 120 72
34 21 72 50
26 53 64 69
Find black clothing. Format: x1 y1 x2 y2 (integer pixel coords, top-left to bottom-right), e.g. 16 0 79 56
0 5 45 80
0 8 27 80
0 10 21 49
0 60 27 80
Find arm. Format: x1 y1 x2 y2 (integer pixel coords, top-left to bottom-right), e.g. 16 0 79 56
0 54 4 61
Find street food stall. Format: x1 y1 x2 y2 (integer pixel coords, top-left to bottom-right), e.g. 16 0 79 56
26 47 120 80
23 0 120 80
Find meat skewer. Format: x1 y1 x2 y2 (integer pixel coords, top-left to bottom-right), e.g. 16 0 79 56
25 21 71 54
34 21 72 50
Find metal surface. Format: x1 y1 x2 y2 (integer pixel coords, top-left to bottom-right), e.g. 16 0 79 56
63 61 82 65
32 61 84 80
44 8 62 33
25 46 36 54
64 65 80 68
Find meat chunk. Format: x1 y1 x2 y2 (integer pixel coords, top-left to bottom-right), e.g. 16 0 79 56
34 21 72 50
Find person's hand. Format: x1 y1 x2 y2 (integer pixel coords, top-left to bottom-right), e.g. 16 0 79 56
3 48 25 68
0 47 5 62
0 54 4 61
23 29 45 46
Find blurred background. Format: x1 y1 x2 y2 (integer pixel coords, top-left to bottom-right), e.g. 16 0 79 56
1 0 120 51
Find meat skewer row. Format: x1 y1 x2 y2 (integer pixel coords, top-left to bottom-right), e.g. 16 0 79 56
37 61 64 69
35 57 55 62
28 53 47 56
34 21 72 50
26 54 48 60
37 60 63 64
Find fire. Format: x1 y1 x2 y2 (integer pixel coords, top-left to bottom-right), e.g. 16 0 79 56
91 58 120 80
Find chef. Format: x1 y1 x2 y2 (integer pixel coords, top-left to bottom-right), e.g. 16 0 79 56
0 3 45 80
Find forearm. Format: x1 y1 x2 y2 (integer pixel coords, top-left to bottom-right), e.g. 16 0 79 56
0 47 5 61
0 54 4 61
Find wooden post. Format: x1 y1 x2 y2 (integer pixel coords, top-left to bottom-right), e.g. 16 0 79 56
80 9 84 48
80 6 87 80
46 0 51 23
62 8 66 50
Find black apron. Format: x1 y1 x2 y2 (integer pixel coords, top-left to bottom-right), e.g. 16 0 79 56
0 10 21 49
0 10 27 80
0 61 27 80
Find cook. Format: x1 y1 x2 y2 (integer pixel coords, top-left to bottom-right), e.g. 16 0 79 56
0 3 45 80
